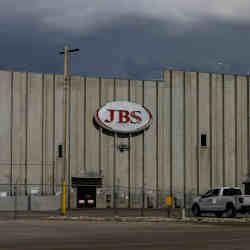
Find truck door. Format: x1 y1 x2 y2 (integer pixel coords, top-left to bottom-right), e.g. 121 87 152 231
199 189 220 211
199 190 213 211
209 188 221 211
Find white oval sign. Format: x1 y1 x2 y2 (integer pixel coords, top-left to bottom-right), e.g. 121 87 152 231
95 101 152 134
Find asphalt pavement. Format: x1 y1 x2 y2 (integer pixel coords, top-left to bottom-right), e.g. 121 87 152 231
1 219 250 249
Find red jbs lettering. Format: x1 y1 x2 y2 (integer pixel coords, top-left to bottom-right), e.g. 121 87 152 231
119 110 130 123
104 109 142 124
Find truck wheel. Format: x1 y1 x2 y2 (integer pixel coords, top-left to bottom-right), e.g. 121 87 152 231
226 203 236 218
192 204 201 217
240 209 247 215
215 211 223 218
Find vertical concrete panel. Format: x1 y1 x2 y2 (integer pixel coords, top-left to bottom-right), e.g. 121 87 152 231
243 76 248 184
129 80 137 201
198 73 210 193
236 76 248 185
69 76 84 178
158 77 171 207
85 78 99 176
211 74 224 187
184 72 198 206
224 75 235 186
0 71 11 186
131 80 143 208
54 75 64 190
248 78 250 179
12 72 27 192
144 81 157 207
43 74 55 194
129 80 137 202
172 71 184 207
116 79 129 207
100 79 114 194
27 73 43 187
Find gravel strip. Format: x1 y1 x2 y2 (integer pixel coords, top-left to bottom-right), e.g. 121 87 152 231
46 215 250 224
47 216 179 223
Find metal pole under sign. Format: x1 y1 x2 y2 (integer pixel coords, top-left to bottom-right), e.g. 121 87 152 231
61 180 67 216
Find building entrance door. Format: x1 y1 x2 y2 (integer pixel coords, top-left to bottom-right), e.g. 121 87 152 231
77 186 96 208
72 177 102 209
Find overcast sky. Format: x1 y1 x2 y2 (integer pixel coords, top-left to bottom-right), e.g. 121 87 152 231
1 0 250 79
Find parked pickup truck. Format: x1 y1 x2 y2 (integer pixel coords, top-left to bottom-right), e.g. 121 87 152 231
192 187 250 217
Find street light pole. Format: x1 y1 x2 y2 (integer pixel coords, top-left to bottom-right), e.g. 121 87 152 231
63 46 69 183
59 45 80 215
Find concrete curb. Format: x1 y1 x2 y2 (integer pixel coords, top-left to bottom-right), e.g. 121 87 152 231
183 217 250 224
47 216 180 223
46 216 250 224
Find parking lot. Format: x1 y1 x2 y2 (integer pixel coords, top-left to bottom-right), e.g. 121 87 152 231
1 218 250 250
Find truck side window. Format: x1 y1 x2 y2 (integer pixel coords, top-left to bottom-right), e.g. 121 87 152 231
212 189 220 196
229 188 241 196
223 189 231 196
223 188 241 196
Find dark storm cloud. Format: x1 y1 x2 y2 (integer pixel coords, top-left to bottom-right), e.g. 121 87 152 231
74 15 250 78
1 1 250 79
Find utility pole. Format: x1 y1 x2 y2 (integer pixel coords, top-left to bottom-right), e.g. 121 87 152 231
59 46 80 215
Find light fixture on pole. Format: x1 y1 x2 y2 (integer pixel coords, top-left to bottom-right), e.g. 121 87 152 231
59 45 80 215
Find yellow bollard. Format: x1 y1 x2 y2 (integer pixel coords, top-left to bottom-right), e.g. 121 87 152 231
61 180 66 216
165 196 172 207
165 196 172 218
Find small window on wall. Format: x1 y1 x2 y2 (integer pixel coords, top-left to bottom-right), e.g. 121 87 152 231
201 134 207 147
58 144 63 158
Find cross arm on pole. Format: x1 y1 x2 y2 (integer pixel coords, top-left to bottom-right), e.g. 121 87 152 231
59 48 80 55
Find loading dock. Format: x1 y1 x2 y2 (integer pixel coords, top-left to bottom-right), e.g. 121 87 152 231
77 186 96 208
72 177 102 208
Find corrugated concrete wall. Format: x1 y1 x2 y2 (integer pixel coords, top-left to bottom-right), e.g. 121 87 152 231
0 196 60 211
31 195 61 211
0 70 249 208
0 197 28 211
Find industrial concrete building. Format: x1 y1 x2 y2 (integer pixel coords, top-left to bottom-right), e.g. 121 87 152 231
0 69 249 209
